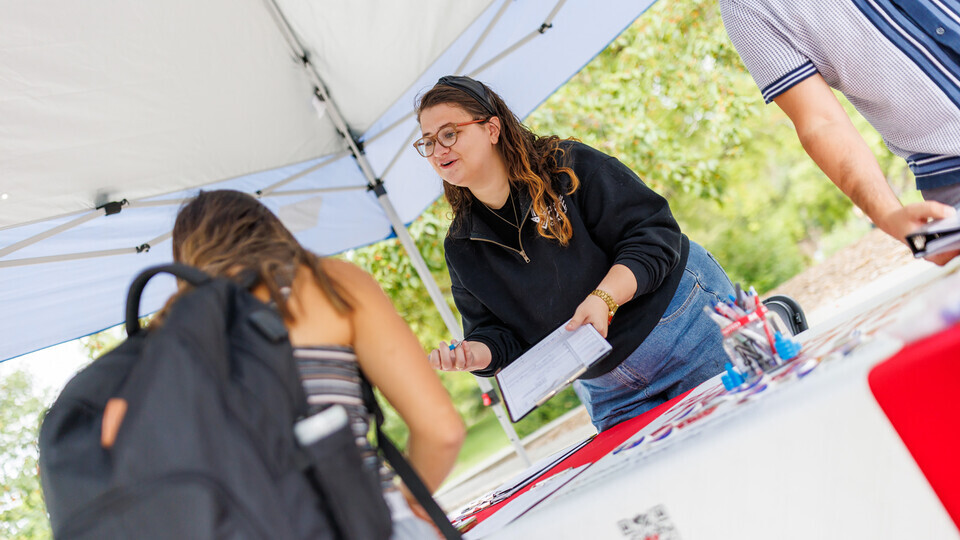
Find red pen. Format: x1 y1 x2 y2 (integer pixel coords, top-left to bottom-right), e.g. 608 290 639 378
719 311 761 338
753 295 778 356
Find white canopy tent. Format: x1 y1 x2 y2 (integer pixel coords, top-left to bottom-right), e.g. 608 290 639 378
1 0 657 459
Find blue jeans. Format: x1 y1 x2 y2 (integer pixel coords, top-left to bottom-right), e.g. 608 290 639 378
574 242 735 432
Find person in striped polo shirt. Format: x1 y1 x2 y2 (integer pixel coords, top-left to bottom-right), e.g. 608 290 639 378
719 0 960 264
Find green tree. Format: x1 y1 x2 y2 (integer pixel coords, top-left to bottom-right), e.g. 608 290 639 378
528 0 902 291
79 326 125 360
0 370 52 540
528 0 760 202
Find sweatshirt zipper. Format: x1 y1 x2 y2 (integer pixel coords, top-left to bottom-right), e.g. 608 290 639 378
470 204 531 263
469 237 530 263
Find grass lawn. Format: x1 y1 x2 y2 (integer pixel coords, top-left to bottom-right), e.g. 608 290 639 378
443 411 511 486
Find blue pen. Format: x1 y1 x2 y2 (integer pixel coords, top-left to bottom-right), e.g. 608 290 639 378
715 301 740 320
726 296 747 317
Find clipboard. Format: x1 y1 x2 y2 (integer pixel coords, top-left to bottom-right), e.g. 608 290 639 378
495 323 612 422
906 211 960 258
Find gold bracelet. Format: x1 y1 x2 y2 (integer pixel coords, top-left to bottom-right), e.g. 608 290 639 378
589 289 619 322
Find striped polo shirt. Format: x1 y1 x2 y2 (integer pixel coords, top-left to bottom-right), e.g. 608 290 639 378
719 0 960 190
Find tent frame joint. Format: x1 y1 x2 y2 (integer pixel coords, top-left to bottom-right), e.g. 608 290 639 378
96 199 128 216
368 179 387 196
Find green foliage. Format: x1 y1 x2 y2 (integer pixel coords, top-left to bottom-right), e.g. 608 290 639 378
0 370 52 540
445 411 510 483
527 0 899 292
512 387 582 439
341 201 454 354
341 202 489 445
529 1 760 201
80 325 125 361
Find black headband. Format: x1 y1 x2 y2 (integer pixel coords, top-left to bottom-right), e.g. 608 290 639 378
436 75 497 116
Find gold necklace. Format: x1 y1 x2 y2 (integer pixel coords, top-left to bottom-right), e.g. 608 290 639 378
481 190 520 229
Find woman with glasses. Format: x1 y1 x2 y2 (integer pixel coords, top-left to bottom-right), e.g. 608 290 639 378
419 76 737 432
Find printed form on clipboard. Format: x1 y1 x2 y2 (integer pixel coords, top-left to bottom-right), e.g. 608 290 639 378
495 323 612 422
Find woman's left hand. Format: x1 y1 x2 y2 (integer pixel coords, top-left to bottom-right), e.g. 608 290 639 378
565 294 611 337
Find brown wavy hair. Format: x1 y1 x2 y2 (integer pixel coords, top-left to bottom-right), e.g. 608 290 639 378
167 190 351 321
415 80 580 245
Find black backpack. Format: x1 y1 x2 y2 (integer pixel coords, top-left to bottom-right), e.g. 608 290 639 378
38 264 460 539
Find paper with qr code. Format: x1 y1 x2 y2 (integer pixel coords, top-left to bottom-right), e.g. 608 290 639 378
616 505 681 540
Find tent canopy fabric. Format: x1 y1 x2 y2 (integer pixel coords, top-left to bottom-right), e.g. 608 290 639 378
0 0 656 363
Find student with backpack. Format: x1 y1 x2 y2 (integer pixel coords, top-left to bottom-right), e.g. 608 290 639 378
167 190 465 537
40 189 464 539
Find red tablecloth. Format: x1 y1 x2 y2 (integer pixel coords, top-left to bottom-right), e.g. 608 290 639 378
472 389 694 524
868 323 960 530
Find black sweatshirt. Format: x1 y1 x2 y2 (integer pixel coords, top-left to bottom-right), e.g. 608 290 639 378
446 141 689 379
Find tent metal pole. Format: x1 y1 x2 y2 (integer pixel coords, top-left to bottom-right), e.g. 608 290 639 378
257 149 352 197
0 247 148 267
356 0 511 149
371 0 562 182
263 0 531 466
0 210 102 259
371 0 511 177
467 0 566 80
373 188 531 466
372 189 460 335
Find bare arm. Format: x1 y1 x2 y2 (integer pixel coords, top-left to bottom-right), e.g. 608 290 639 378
774 75 956 262
326 260 464 492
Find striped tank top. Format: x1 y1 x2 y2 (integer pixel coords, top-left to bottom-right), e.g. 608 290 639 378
293 345 395 489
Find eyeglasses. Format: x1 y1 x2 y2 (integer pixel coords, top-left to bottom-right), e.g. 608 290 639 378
412 118 488 158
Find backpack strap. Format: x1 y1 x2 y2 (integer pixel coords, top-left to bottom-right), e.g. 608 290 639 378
360 373 462 540
125 263 212 336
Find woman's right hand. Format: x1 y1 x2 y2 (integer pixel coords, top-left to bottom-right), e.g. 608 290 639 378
428 340 492 372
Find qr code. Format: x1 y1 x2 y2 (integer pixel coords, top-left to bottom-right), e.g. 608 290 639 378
616 504 680 540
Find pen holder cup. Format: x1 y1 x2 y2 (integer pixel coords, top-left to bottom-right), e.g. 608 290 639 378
721 316 781 376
